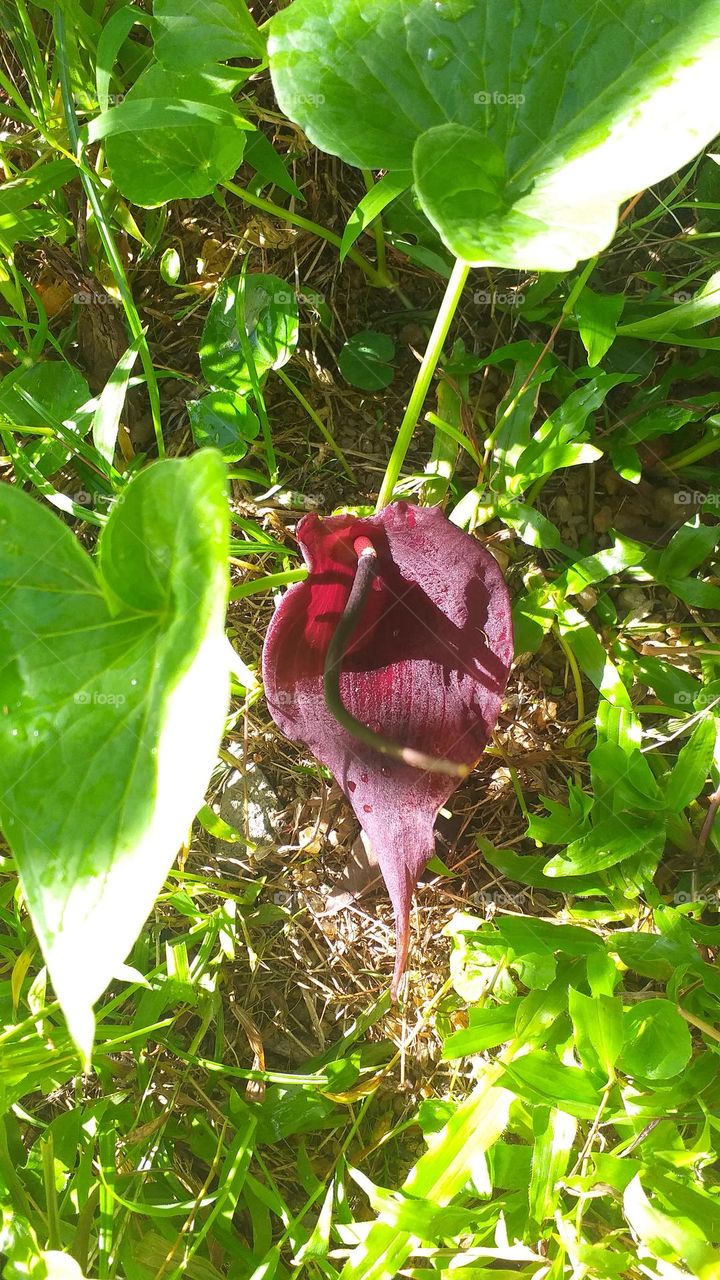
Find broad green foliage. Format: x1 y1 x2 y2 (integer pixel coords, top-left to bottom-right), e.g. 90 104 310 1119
340 905 720 1278
102 65 250 206
153 0 265 67
268 0 720 268
0 454 229 1058
4 0 720 1273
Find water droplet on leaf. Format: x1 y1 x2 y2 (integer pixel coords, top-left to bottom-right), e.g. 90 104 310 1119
426 44 452 69
433 0 472 18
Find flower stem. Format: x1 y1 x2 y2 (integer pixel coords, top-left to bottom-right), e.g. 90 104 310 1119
376 257 470 511
324 542 468 777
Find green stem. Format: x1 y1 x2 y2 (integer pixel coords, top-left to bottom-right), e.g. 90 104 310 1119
222 179 388 288
54 5 165 457
376 257 470 511
237 257 275 480
662 423 720 471
361 168 389 283
275 366 355 481
323 542 468 777
563 255 598 316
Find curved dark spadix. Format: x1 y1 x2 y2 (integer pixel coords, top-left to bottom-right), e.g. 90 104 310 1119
261 502 513 998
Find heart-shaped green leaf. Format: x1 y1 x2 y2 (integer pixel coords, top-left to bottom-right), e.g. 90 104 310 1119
103 64 248 206
188 389 260 459
268 0 720 269
0 453 229 1060
200 273 299 393
338 329 395 391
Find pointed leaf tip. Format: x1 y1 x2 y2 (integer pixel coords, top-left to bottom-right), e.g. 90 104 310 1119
0 453 230 1058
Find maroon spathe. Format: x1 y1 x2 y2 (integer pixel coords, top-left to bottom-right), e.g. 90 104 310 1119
262 502 513 996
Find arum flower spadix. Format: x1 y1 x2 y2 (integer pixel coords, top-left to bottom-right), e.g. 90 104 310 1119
262 502 513 997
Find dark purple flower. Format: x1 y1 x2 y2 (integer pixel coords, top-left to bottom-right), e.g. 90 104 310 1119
262 502 513 996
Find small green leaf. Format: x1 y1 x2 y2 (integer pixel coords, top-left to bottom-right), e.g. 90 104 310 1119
188 390 259 460
528 1107 577 1226
562 534 646 595
442 999 521 1058
0 453 229 1060
544 814 666 877
511 584 558 655
500 503 567 552
200 273 299 393
500 1051 604 1120
558 606 632 709
348 1167 483 1241
244 128 303 200
92 338 141 465
512 374 629 491
613 932 698 981
160 246 182 284
664 717 717 812
340 171 409 264
574 288 625 366
568 988 624 1078
657 515 720 580
589 741 664 810
619 1000 692 1080
618 269 720 338
665 575 720 610
624 1175 716 1272
338 330 395 391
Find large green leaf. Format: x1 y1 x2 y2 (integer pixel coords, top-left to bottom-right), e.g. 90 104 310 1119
268 0 720 269
102 64 248 206
153 0 265 68
0 453 229 1059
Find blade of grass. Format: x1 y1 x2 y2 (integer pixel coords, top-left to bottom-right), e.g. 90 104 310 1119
275 367 355 481
54 4 164 457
